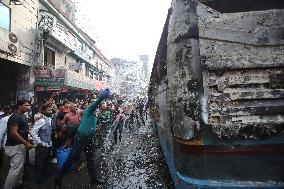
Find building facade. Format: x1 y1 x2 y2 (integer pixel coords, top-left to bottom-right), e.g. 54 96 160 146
0 0 114 105
110 57 148 98
0 0 39 104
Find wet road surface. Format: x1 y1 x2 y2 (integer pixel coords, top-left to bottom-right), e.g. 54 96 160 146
17 117 174 189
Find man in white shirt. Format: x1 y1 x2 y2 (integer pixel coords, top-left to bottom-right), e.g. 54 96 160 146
0 115 11 148
0 107 4 116
0 106 12 185
31 104 53 183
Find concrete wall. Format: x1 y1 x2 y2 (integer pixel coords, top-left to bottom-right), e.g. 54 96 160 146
47 0 76 23
0 0 38 102
0 0 39 66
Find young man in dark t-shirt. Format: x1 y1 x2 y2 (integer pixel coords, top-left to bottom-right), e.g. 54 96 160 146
4 99 33 189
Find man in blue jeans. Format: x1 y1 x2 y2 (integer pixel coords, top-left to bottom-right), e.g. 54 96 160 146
54 89 111 189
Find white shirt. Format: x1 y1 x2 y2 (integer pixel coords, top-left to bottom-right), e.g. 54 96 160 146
31 116 52 147
0 115 11 147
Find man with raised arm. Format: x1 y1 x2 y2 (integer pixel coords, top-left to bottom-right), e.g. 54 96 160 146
54 88 111 189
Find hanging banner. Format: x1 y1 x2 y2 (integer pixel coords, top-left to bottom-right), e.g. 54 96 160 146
46 86 62 91
35 86 45 91
69 63 83 71
66 70 94 90
34 69 65 86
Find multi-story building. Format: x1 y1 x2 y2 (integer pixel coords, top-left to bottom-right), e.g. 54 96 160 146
35 0 114 102
0 0 114 105
0 0 39 104
110 58 148 97
139 55 149 79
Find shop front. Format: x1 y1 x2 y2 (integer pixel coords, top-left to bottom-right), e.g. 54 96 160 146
34 68 95 103
0 58 32 105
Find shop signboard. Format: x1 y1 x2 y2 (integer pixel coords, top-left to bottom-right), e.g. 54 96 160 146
34 69 65 86
35 86 68 92
16 90 29 100
69 63 83 71
66 70 94 90
46 86 62 91
35 86 45 91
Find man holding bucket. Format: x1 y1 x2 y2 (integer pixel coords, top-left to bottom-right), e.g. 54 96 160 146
54 88 111 189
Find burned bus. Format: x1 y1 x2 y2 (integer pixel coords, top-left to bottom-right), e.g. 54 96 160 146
149 0 284 188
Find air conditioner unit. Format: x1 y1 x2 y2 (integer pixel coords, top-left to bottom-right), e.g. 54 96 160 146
10 0 24 5
0 28 20 56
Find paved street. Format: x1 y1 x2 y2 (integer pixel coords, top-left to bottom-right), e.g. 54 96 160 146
18 118 174 189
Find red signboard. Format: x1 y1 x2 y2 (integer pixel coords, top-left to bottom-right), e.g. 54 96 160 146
35 86 45 91
34 69 65 86
35 86 69 92
46 86 62 91
34 69 65 78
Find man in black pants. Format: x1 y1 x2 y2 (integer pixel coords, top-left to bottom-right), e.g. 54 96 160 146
113 113 123 144
137 100 145 126
31 104 53 183
54 89 111 189
4 100 33 189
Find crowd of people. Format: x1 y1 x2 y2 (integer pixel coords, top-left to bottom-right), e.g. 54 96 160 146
0 89 149 189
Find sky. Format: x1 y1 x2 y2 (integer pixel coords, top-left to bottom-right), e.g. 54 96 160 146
73 0 172 64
